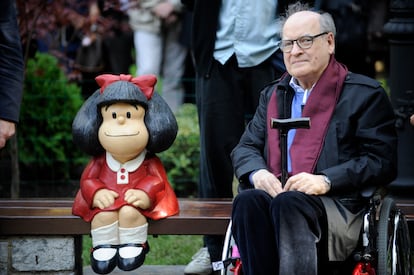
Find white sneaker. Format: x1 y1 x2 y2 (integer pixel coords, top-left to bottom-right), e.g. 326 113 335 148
184 247 213 275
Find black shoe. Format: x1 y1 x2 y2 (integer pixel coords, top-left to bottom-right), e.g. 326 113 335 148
117 242 150 271
90 244 118 274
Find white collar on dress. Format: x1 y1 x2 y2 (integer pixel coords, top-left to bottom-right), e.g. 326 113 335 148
106 149 147 172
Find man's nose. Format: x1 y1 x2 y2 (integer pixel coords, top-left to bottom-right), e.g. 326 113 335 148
290 41 303 54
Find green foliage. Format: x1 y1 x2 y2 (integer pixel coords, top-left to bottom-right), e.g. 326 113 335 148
18 53 87 180
159 104 200 197
378 77 391 96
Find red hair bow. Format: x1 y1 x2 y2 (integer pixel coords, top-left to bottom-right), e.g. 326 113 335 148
95 74 157 99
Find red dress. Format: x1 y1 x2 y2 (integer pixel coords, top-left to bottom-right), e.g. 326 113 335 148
72 153 179 222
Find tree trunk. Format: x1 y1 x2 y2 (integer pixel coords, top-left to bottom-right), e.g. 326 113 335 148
10 135 20 198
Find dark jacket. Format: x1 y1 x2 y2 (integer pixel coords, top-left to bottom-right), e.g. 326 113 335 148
231 71 398 199
0 0 24 123
231 70 397 260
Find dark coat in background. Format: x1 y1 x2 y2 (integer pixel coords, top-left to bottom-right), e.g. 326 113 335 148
0 0 24 123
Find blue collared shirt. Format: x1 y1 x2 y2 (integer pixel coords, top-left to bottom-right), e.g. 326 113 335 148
250 77 313 185
213 0 280 68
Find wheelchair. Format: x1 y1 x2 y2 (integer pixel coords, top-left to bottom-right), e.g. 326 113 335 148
213 118 412 274
215 192 412 275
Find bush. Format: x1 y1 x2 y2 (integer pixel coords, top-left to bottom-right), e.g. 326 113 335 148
158 103 200 197
18 53 87 181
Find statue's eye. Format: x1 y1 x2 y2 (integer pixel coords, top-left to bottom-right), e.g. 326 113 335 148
126 112 131 119
112 112 117 119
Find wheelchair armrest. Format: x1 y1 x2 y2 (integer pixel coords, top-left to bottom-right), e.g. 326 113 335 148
360 186 388 199
360 186 377 199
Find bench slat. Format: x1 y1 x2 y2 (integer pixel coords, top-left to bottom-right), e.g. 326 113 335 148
0 199 232 236
0 197 412 237
392 198 414 221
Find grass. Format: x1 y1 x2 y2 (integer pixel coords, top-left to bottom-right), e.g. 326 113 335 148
82 234 203 266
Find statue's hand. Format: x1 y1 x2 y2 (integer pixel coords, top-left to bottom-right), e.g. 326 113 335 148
92 189 119 209
125 189 151 209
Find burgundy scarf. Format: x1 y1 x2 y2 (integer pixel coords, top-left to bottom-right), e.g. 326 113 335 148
267 56 348 176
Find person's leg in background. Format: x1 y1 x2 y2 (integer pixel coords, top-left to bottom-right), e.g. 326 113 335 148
178 9 196 104
185 56 275 274
161 21 187 113
133 30 162 77
189 57 242 275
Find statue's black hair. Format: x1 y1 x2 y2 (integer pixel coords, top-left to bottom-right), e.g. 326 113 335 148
72 81 178 156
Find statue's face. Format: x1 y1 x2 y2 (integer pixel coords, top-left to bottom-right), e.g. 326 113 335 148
98 102 148 163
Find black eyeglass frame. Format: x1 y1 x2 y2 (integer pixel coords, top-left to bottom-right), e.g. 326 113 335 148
280 32 329 53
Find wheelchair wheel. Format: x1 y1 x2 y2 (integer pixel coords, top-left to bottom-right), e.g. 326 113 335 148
221 220 234 275
376 197 412 275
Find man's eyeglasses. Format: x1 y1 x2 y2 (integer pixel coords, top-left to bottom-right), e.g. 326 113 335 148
280 32 328 53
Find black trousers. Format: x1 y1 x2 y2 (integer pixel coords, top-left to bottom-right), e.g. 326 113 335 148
232 190 331 275
195 55 276 261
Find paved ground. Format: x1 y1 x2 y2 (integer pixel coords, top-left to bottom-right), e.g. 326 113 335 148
83 265 187 275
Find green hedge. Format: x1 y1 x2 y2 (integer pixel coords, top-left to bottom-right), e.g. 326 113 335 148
18 53 87 181
159 103 200 197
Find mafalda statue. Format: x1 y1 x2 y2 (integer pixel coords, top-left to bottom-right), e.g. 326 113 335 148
72 74 179 274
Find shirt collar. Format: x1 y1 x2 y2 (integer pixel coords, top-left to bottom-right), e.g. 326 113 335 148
289 77 316 105
106 150 147 172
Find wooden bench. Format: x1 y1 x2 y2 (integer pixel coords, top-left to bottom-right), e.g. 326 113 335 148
393 197 414 223
0 199 232 274
0 198 233 236
1 197 413 236
0 197 412 274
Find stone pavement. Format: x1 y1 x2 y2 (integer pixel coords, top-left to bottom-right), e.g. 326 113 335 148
83 265 186 275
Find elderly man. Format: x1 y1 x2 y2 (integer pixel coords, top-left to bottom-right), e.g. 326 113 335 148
230 2 397 275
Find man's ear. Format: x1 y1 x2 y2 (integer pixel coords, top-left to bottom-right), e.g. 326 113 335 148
327 32 335 55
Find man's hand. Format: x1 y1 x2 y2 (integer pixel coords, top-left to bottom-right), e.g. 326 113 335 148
252 169 283 197
284 172 330 195
0 120 16 149
152 2 174 19
93 189 119 209
125 189 151 209
152 2 177 25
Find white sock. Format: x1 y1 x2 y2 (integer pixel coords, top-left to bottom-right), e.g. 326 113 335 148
91 221 119 261
118 223 148 258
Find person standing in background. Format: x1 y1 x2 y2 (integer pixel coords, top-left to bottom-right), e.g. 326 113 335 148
181 0 296 274
75 0 135 99
315 0 374 77
99 0 134 75
126 0 187 113
74 1 106 99
0 0 24 149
